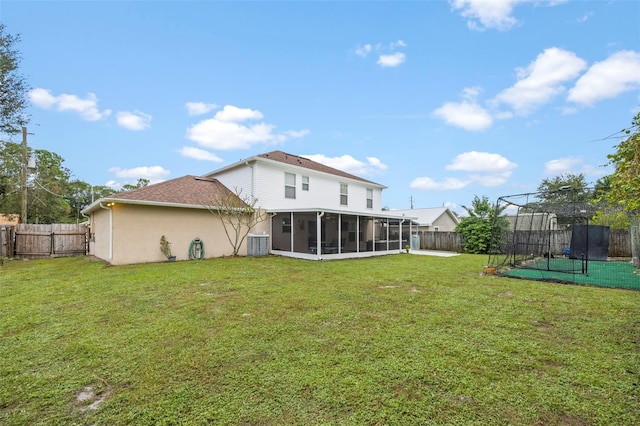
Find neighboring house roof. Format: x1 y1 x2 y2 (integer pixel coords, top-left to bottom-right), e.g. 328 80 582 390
82 175 246 214
391 207 460 226
207 150 386 188
0 214 19 225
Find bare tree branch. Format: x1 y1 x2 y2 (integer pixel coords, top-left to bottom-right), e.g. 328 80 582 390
200 187 269 256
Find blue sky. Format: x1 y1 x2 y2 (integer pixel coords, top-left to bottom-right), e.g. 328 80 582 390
2 0 639 213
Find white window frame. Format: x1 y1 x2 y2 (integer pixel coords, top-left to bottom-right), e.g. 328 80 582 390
340 183 348 206
366 189 373 209
302 175 309 191
285 173 296 199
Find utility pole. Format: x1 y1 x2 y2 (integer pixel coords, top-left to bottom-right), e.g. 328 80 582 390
20 126 27 223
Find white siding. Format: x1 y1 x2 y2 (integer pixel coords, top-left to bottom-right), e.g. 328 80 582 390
252 162 383 212
210 166 254 198
212 159 385 213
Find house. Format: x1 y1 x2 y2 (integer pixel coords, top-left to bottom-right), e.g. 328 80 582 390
391 207 459 233
204 151 417 260
83 150 417 265
82 175 261 265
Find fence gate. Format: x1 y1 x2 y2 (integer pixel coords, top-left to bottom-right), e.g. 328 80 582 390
15 224 89 259
1 226 15 258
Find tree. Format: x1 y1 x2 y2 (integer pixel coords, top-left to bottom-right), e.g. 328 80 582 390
27 149 72 223
590 175 629 230
201 187 268 256
533 173 592 226
606 112 640 266
65 180 116 223
0 142 117 223
0 140 22 215
455 195 509 254
121 178 149 192
0 24 29 136
536 173 590 205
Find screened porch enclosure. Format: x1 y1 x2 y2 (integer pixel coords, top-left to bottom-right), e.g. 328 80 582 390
270 211 413 257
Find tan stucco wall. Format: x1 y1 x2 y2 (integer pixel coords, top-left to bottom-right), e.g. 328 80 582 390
89 207 112 261
90 204 258 265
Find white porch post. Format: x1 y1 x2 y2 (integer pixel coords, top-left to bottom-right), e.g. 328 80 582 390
290 212 294 252
317 211 324 255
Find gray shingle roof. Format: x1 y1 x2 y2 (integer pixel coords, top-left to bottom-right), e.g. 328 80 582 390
108 175 245 207
258 150 383 186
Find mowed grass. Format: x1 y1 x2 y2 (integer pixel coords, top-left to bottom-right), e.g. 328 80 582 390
1 254 639 425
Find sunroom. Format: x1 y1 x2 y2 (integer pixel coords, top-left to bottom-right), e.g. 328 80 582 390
268 209 418 260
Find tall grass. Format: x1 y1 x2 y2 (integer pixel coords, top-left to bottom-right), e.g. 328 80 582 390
1 254 638 425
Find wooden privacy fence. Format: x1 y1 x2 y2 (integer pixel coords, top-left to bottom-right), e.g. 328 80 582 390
418 229 632 258
1 226 15 258
14 224 89 259
419 232 463 252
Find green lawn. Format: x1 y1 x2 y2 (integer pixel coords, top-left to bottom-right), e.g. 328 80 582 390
1 254 639 425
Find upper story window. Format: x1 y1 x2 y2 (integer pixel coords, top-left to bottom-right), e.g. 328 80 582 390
340 183 348 206
285 173 296 199
366 189 373 209
302 176 309 191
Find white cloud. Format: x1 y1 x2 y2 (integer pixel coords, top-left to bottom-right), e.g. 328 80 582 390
543 157 582 175
302 154 388 177
410 176 471 190
186 102 218 116
29 88 111 121
542 156 607 178
449 0 520 31
446 151 517 173
411 151 517 191
104 180 122 191
355 44 372 58
178 146 224 162
366 156 388 171
116 110 152 131
377 52 406 68
108 165 170 181
491 47 587 115
186 105 308 151
576 11 593 23
215 105 263 122
284 129 311 138
567 50 640 106
470 171 513 187
355 40 407 67
461 86 482 100
29 88 57 108
433 100 493 131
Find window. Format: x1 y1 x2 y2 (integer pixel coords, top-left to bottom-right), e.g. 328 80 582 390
366 189 373 209
282 217 292 233
285 173 296 199
302 176 309 191
340 183 348 206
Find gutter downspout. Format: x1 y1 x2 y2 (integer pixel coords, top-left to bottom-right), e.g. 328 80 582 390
245 161 255 199
99 202 113 261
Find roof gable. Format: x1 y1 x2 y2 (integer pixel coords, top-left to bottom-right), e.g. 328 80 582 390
392 207 459 226
258 151 382 186
206 150 385 188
